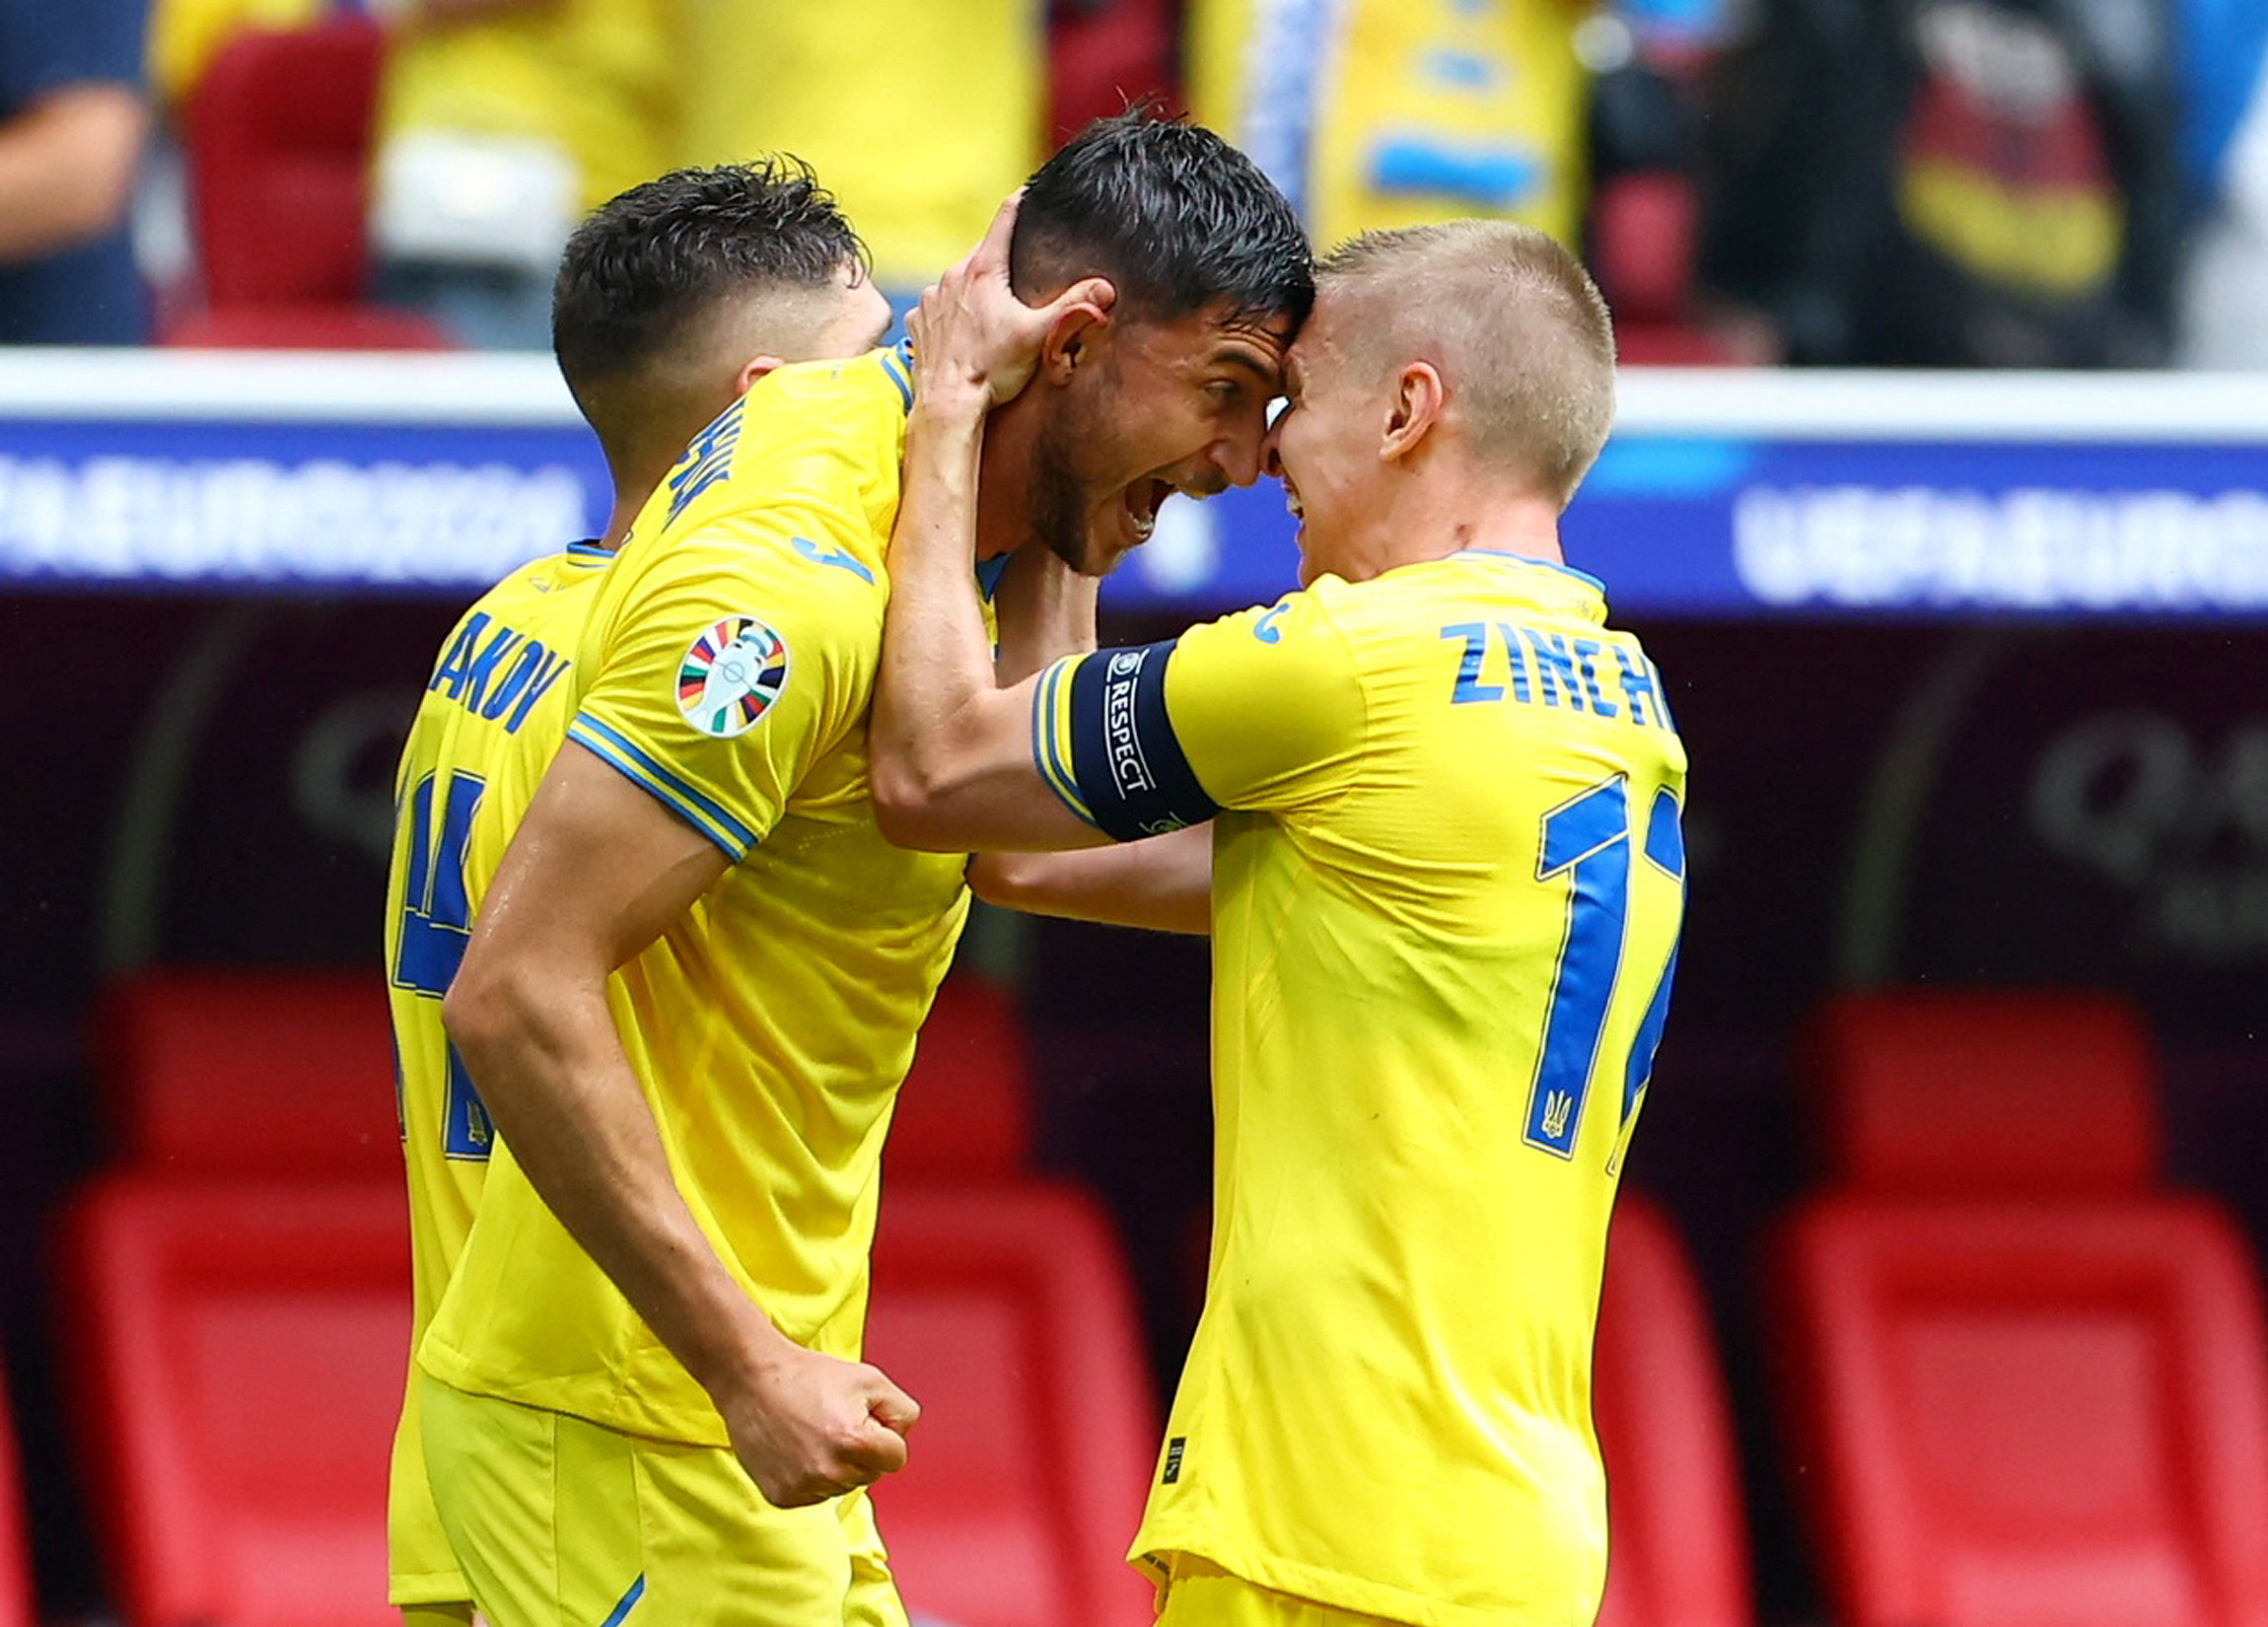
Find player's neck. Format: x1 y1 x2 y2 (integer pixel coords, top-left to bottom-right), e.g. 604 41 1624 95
969 406 1031 561
1354 469 1562 581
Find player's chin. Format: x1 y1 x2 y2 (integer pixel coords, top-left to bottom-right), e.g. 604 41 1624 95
1074 513 1148 577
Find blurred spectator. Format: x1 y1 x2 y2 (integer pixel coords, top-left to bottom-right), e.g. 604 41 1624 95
1699 0 2183 368
2172 0 2268 366
0 0 153 343
370 0 681 349
679 0 1043 294
1183 0 1595 250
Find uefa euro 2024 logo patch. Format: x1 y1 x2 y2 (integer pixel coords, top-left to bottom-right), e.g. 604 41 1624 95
676 615 789 738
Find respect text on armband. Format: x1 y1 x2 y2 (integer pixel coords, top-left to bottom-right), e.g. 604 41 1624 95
1437 621 1675 732
1102 648 1159 798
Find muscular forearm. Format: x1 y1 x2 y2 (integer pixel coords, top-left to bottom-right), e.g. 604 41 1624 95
443 958 786 1394
970 824 1215 934
876 389 1001 788
0 87 146 262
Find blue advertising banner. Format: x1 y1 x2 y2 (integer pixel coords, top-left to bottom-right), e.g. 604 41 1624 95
5 353 2267 615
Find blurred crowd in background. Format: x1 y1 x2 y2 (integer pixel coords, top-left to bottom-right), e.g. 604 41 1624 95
5 0 2268 369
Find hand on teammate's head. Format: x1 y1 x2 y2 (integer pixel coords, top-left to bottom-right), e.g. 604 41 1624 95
910 190 1114 411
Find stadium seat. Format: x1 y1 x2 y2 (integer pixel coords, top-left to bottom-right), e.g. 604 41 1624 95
0 1368 35 1627
1590 173 1744 367
1773 989 2268 1627
162 305 455 352
1594 1193 1754 1627
175 20 452 348
95 968 399 1176
867 1183 1158 1627
57 1178 409 1627
886 974 1034 1183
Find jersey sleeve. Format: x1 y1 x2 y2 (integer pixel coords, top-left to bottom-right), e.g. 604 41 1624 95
1031 591 1366 842
566 525 881 862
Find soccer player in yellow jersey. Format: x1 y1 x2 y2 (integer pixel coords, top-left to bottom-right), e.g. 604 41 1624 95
871 219 1686 1627
418 113 1313 1627
384 161 890 1626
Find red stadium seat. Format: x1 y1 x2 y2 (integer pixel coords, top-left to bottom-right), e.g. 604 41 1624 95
0 1368 35 1627
173 20 453 348
1774 989 2268 1627
162 305 454 351
96 968 399 1176
887 974 1035 1183
184 19 385 307
1594 1194 1754 1627
867 1183 1158 1627
1808 988 2160 1195
57 1179 409 1627
1590 173 1745 368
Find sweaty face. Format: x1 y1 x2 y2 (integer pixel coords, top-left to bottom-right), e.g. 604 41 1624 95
1029 301 1294 576
1263 294 1377 588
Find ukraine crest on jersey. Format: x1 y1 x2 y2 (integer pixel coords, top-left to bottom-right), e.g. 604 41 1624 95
1035 552 1688 1627
382 539 610 1605
419 344 978 1450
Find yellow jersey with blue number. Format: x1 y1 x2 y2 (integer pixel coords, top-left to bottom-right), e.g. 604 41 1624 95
383 540 609 1603
1034 553 1688 1627
419 344 978 1448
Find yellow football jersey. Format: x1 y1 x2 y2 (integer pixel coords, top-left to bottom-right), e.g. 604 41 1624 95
1035 553 1688 1627
384 540 610 1603
377 0 682 213
1187 0 1589 250
419 345 976 1448
676 0 1041 287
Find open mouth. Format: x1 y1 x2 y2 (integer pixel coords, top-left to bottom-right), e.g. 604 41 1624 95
1284 480 1305 523
1120 477 1175 542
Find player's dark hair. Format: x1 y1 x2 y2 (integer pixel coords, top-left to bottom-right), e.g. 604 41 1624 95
551 159 869 417
1011 108 1313 329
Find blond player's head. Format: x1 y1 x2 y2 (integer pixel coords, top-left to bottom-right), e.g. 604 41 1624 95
1315 221 1617 508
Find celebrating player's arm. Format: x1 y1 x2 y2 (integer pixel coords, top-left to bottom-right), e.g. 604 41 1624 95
872 199 1316 937
960 461 1216 934
443 540 920 1512
871 202 1217 933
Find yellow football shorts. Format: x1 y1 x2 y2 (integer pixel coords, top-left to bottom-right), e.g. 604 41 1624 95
419 1373 906 1627
1155 1555 1403 1627
390 1366 472 1608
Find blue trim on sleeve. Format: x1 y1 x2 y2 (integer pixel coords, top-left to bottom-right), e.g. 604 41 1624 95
879 342 915 411
1030 660 1097 827
1063 641 1220 842
597 1573 646 1627
565 715 758 861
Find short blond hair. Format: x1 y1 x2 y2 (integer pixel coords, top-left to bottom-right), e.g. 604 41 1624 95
1316 222 1617 509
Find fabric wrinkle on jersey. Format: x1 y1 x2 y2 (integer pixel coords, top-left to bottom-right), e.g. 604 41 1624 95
384 539 612 1607
416 342 984 1450
1034 552 1689 1627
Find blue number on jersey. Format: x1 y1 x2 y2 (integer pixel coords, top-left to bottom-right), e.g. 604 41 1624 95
393 770 494 1160
1525 775 1682 1163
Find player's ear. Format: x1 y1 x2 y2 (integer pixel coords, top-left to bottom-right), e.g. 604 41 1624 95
734 354 790 395
1379 361 1444 463
1036 297 1111 387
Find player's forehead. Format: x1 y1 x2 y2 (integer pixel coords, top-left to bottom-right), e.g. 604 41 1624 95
1284 286 1365 384
1123 298 1296 387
